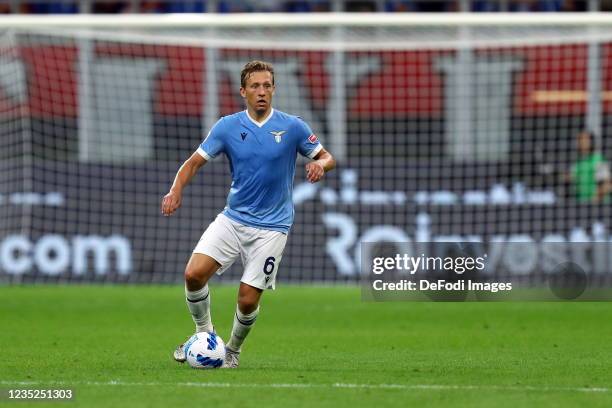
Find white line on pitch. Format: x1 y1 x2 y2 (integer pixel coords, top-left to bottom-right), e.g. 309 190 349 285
0 380 609 393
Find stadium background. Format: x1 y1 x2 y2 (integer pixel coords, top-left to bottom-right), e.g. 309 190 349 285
2 7 612 284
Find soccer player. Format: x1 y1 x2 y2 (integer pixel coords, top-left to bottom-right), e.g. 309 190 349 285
161 60 336 368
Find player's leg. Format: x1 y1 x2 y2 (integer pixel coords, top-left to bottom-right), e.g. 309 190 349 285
184 253 221 334
223 227 287 368
175 214 241 363
225 282 263 364
173 254 220 363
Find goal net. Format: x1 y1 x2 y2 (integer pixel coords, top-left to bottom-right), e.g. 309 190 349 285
2 14 612 290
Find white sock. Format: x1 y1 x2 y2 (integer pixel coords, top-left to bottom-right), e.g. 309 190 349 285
226 305 259 352
185 285 213 333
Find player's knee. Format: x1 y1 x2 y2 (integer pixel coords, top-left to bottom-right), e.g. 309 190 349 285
237 293 259 314
184 265 206 290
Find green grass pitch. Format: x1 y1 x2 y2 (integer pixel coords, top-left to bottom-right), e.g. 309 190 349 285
2 285 612 407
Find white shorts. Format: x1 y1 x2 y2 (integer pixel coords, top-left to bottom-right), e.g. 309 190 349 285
192 213 288 290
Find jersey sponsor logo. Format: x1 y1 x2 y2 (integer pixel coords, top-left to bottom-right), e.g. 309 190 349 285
270 130 286 143
308 134 318 144
240 132 247 141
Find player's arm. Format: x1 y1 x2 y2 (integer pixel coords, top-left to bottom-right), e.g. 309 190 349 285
161 152 207 216
596 181 610 203
305 148 336 183
595 161 611 203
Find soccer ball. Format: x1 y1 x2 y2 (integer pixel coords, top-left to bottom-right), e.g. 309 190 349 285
184 332 225 369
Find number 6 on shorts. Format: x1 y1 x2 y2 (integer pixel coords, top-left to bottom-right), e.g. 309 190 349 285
240 229 287 290
263 257 276 275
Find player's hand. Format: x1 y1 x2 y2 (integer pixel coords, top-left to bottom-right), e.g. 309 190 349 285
161 190 182 216
305 161 325 183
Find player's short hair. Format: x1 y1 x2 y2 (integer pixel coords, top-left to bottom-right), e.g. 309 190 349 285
240 60 275 88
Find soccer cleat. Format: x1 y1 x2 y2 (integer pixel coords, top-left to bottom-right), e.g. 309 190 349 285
222 348 240 368
173 327 215 363
173 343 186 363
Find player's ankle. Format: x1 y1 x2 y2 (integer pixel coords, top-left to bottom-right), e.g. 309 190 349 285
226 345 240 353
195 323 214 333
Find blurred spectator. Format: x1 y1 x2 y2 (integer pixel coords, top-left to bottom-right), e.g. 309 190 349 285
26 1 78 13
247 0 282 11
93 1 131 13
283 0 331 11
139 1 164 12
162 1 206 12
472 0 565 11
601 0 612 10
0 4 13 13
410 0 456 11
386 0 456 12
283 1 313 11
218 0 254 12
567 130 611 203
346 0 377 11
3 0 604 14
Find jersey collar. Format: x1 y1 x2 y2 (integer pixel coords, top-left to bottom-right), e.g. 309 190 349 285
245 108 274 128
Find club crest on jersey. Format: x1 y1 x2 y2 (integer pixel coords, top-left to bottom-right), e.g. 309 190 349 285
270 130 286 143
308 134 318 144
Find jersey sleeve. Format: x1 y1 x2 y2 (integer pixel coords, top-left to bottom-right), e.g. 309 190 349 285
295 117 323 159
197 118 225 160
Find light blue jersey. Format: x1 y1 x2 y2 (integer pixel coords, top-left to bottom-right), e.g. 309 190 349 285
197 109 323 233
